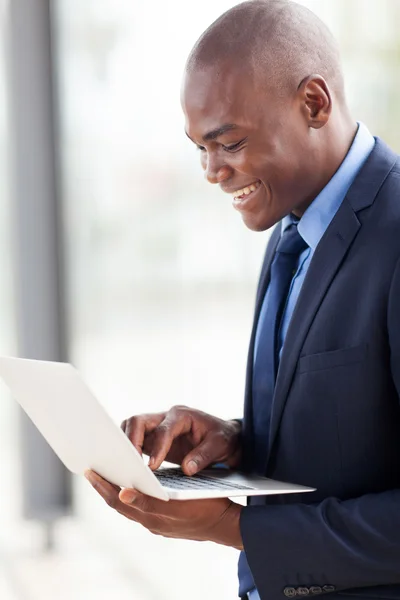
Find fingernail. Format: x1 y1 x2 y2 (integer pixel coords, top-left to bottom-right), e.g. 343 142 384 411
120 489 138 504
148 457 155 468
187 460 198 475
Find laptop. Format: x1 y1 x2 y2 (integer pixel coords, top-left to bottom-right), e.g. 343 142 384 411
0 356 315 501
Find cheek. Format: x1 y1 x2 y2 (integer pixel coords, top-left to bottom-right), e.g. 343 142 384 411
227 152 257 177
241 157 268 181
250 148 292 189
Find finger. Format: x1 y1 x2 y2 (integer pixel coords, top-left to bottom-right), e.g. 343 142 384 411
121 419 127 433
85 471 144 520
149 413 192 470
124 413 166 456
84 471 167 533
119 488 144 506
119 488 230 528
119 488 167 515
181 434 221 475
85 470 121 496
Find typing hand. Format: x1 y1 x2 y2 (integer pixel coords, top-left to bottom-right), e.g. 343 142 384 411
85 470 243 550
120 406 242 475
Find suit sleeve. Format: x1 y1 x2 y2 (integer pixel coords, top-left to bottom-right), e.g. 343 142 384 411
240 255 400 599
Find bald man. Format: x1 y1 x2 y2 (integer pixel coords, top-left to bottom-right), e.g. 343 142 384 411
86 1 400 599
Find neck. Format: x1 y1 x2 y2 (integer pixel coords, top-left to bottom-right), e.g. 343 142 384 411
293 112 358 218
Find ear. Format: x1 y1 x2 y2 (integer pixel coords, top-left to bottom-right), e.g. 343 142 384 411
297 75 332 129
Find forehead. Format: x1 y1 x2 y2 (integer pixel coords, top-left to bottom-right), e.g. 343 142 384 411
181 65 261 138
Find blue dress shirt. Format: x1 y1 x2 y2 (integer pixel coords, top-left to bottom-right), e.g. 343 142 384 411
248 122 375 600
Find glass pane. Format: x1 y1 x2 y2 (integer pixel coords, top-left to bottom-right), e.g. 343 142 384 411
55 2 259 597
54 1 400 598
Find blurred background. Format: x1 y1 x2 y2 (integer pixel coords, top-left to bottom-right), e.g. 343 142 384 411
0 0 399 598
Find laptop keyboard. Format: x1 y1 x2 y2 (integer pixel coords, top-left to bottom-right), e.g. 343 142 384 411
154 468 256 491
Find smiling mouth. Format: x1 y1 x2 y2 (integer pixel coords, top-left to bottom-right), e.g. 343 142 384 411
231 181 261 200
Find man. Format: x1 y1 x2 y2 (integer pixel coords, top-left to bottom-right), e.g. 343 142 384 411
85 1 400 598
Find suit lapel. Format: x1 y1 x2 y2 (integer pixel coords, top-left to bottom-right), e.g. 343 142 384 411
267 137 399 459
267 200 360 457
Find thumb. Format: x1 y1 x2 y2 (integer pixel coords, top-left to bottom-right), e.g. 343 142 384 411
182 438 215 475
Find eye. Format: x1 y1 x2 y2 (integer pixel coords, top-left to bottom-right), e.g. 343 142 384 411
196 145 206 151
222 138 247 152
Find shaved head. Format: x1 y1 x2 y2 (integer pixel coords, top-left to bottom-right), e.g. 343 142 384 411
186 0 345 102
182 0 356 232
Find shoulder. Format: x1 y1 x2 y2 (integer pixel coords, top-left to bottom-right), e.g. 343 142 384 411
355 139 400 232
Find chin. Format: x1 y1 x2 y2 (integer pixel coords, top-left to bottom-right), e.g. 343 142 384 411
241 212 276 233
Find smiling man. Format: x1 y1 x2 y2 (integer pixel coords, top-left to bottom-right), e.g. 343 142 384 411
86 1 400 599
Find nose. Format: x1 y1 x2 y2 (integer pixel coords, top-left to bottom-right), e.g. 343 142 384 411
203 153 232 185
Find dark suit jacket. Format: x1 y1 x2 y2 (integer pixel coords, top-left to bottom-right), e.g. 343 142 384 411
240 138 400 600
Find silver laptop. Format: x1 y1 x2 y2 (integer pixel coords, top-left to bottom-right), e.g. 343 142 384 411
0 356 315 501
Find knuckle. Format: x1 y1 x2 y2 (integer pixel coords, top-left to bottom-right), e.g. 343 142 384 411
136 497 151 513
131 413 153 424
127 415 151 435
129 415 142 425
155 422 171 437
133 412 164 427
170 405 189 416
122 416 139 432
213 429 229 444
196 448 211 463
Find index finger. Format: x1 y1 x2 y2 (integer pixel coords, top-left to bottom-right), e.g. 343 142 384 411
122 413 166 457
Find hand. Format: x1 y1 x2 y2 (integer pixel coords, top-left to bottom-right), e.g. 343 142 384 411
121 406 242 475
85 470 244 550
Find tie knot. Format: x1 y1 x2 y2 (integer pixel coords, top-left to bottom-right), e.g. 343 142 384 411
276 223 308 255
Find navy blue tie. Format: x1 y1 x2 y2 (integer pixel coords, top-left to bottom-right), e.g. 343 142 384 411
238 224 308 598
252 223 308 472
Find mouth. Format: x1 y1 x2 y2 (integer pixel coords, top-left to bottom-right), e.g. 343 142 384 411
230 180 262 210
230 180 261 201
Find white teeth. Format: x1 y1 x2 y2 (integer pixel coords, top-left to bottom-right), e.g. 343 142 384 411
232 182 260 198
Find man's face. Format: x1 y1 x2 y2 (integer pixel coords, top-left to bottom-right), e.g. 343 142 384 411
182 65 316 231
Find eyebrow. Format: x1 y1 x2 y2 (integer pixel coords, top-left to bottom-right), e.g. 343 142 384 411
185 123 238 145
202 123 238 142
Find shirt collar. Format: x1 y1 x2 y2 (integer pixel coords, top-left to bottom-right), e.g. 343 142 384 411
281 122 375 250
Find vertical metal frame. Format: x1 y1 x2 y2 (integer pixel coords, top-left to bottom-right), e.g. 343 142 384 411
5 0 71 527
